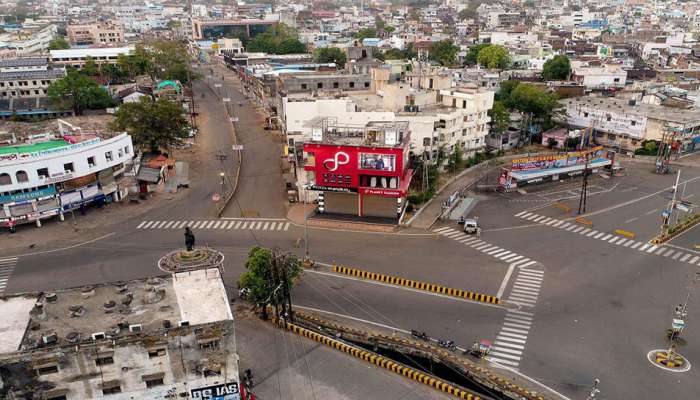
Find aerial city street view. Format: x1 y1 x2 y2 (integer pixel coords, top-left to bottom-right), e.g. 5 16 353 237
1 0 700 399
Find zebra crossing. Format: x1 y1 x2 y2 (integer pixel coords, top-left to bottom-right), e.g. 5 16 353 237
433 226 535 267
489 268 544 369
0 257 18 296
488 309 535 369
137 219 291 232
515 211 700 266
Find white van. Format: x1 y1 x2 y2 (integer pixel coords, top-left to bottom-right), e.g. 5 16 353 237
463 219 478 234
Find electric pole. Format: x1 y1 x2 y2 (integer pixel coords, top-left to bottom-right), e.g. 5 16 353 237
578 153 589 214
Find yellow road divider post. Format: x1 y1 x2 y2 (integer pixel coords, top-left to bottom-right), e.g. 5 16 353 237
332 265 500 305
614 229 636 239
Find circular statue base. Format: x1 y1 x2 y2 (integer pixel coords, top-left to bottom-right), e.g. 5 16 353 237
158 247 225 273
647 348 691 372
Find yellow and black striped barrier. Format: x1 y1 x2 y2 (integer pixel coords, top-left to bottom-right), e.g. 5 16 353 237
614 229 635 239
278 319 481 399
332 265 500 305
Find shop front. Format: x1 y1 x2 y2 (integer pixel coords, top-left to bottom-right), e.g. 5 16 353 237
0 186 61 229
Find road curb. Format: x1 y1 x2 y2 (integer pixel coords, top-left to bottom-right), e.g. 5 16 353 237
276 319 482 399
332 265 500 305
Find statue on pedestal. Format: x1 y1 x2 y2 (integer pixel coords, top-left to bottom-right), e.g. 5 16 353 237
184 227 195 251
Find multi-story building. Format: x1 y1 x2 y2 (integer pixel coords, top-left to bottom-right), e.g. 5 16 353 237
0 120 134 230
302 120 412 219
49 46 135 69
0 24 58 55
67 23 125 46
571 65 627 90
0 57 65 100
0 256 240 399
191 18 277 40
562 97 700 154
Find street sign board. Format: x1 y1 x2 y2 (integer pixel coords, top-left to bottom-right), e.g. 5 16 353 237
223 98 231 102
676 204 690 213
232 145 244 150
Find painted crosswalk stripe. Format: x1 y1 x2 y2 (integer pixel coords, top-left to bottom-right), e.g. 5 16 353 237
559 222 571 229
498 331 529 340
519 268 544 276
680 254 691 262
479 245 497 252
490 250 509 257
672 251 683 260
473 244 491 250
151 221 164 229
515 211 530 218
137 221 148 229
646 245 658 253
510 290 538 299
600 234 612 241
497 251 515 260
571 226 585 233
496 335 527 345
513 282 540 290
212 221 222 229
579 228 591 235
501 325 530 334
509 294 537 303
175 221 187 229
655 247 667 255
528 215 544 221
165 221 177 229
516 277 542 285
690 256 700 264
622 240 633 247
608 237 621 244
230 221 241 229
593 232 605 239
140 221 154 229
502 254 522 262
505 318 532 327
486 247 505 255
283 222 291 231
221 221 233 229
544 219 558 226
494 341 525 350
261 222 269 230
630 242 642 249
444 231 463 238
586 230 598 237
566 225 578 231
639 243 650 251
240 221 249 229
490 346 522 356
459 237 478 244
539 218 553 224
552 220 565 227
434 226 453 233
488 357 520 367
490 351 521 361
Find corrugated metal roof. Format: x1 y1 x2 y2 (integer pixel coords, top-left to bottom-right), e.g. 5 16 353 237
0 57 48 68
0 69 65 80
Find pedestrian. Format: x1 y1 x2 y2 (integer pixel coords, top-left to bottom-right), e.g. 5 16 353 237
476 227 482 239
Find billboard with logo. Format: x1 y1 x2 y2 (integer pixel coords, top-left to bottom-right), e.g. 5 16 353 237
191 382 240 400
511 147 607 172
304 144 404 190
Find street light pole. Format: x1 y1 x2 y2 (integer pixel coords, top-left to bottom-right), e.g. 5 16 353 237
220 171 226 196
303 185 309 261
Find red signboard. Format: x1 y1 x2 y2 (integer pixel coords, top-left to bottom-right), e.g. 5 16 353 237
304 144 405 190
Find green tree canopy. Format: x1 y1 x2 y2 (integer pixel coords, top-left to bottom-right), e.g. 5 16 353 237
82 57 99 76
48 37 70 50
246 24 306 55
508 83 559 119
237 247 302 319
355 27 378 41
489 101 511 132
314 47 347 68
476 45 510 69
429 40 459 66
110 97 190 152
541 55 571 80
496 79 521 103
384 44 417 60
47 70 114 115
464 43 489 66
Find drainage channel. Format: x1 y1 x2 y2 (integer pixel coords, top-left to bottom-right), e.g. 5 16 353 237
347 338 505 400
291 311 545 400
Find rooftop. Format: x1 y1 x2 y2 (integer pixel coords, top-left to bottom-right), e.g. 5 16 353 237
0 139 69 156
0 268 232 354
49 46 135 59
0 69 65 80
563 97 700 124
0 57 48 69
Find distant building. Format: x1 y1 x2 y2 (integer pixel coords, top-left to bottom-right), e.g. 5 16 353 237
67 23 125 46
0 57 65 100
571 65 627 90
191 18 277 40
49 46 135 69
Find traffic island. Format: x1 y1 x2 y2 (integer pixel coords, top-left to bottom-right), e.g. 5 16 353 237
650 212 700 245
647 347 691 372
157 247 225 273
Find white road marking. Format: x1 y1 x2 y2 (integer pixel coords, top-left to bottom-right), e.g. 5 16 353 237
672 252 683 260
552 221 564 227
690 256 700 264
502 254 523 262
571 227 585 233
587 230 598 237
240 221 249 229
493 341 525 350
490 346 523 356
608 237 621 244
213 221 222 229
434 226 453 233
489 351 521 361
137 221 147 229
639 244 650 251
680 254 691 262
497 263 516 298
630 242 642 249
593 232 605 239
262 222 270 230
601 234 613 241
140 221 153 229
515 211 530 218
498 331 529 340
559 222 572 229
487 357 520 367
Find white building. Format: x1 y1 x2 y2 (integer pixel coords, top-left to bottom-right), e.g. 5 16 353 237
0 121 134 230
0 57 65 100
49 46 135 68
571 65 627 90
0 24 58 55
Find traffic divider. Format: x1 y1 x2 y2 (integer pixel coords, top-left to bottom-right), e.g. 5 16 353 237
552 202 571 213
277 319 482 400
574 217 593 226
614 229 635 239
332 265 500 305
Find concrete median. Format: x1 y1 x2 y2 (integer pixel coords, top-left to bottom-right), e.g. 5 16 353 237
332 265 501 305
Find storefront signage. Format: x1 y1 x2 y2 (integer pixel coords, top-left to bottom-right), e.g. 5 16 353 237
310 184 356 193
360 187 403 197
323 151 350 171
0 187 56 204
45 172 75 184
191 382 240 400
359 153 396 172
0 153 18 162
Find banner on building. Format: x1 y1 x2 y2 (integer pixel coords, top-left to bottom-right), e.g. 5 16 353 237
191 382 240 400
511 147 606 172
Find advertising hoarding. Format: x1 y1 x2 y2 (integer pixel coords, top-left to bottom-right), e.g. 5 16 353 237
191 382 240 400
359 153 396 172
511 147 606 172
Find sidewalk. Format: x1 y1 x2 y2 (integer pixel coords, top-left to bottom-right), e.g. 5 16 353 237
286 204 397 233
408 163 496 230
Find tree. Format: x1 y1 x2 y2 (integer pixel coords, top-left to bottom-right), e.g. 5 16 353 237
541 55 571 81
476 45 510 69
314 47 347 68
100 63 125 84
489 101 511 132
110 97 190 152
509 83 559 120
447 144 464 171
246 24 306 55
278 37 306 54
48 37 70 50
47 70 114 115
82 57 99 76
355 27 378 41
237 247 302 320
464 43 489 66
429 40 459 66
384 25 396 35
496 79 521 104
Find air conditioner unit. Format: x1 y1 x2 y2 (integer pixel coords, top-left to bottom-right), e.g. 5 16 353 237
92 332 106 340
129 324 142 333
178 320 190 327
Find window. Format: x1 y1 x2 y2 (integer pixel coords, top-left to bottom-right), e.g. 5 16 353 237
102 386 121 395
364 82 370 88
631 120 636 126
145 377 164 388
333 82 339 88
613 78 620 82
46 395 67 400
301 83 307 90
349 82 355 88
63 162 74 173
88 156 96 166
95 356 114 366
462 100 466 108
118 148 124 158
16 170 28 182
317 82 323 89
105 151 113 162
606 116 611 122
583 112 589 117
423 137 431 146
148 348 166 358
36 365 59 375
124 146 130 154
37 167 49 178
462 129 467 136
0 173 11 186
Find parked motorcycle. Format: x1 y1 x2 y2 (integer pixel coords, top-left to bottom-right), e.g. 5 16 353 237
437 339 456 352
